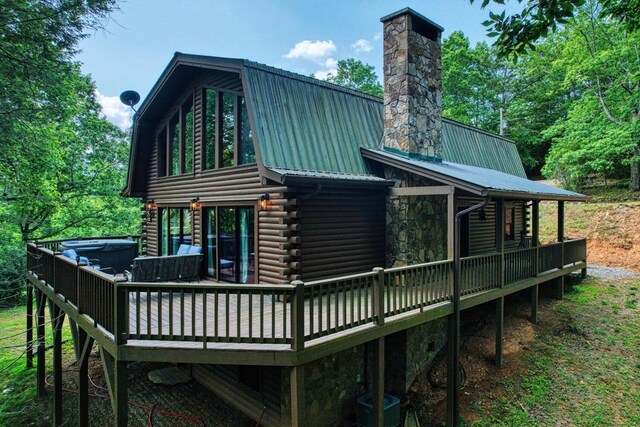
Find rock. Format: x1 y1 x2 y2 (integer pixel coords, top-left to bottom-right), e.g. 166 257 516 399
147 366 192 385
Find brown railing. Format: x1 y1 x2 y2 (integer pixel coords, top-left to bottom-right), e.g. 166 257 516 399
304 271 377 340
385 261 452 315
505 247 537 284
538 242 562 272
27 237 587 351
564 238 587 265
122 282 296 345
460 253 500 295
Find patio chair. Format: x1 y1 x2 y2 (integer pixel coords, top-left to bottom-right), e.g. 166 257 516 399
61 249 116 274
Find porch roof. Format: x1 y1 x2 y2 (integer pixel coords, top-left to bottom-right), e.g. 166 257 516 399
361 148 590 201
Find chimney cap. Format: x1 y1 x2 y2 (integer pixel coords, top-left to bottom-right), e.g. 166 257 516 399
380 7 444 33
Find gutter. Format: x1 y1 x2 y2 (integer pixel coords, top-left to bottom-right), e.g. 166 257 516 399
448 196 490 426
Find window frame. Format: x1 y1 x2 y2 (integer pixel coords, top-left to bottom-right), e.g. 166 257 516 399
156 92 195 178
201 86 255 172
504 205 516 241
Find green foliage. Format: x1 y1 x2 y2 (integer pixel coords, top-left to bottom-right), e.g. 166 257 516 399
0 0 138 304
472 0 640 57
323 59 383 97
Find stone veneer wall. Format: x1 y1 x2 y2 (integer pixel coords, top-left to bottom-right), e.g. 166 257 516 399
385 167 448 268
383 12 443 158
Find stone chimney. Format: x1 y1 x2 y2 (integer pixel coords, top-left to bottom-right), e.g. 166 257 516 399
381 8 444 160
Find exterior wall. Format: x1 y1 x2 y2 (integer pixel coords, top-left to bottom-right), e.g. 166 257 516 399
385 167 448 268
458 197 528 255
383 12 443 158
299 189 386 281
140 69 299 283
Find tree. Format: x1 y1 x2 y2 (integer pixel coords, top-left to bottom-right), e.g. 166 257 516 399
541 3 639 190
471 0 640 57
323 59 383 97
0 1 139 306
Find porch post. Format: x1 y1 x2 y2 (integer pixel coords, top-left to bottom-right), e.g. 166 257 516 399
447 191 455 259
26 283 33 369
531 200 540 323
114 359 129 426
557 201 565 299
49 300 65 426
290 365 305 427
77 328 94 427
496 199 505 287
495 297 504 368
36 288 46 397
372 337 385 427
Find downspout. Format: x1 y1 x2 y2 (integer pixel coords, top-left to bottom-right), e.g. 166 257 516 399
448 195 490 427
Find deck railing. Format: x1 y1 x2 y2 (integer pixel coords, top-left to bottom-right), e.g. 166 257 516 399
27 237 587 351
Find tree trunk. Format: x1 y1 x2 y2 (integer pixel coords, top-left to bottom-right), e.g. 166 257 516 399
631 145 640 192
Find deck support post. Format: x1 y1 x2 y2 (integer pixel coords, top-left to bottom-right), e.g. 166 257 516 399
581 267 587 280
495 297 504 368
69 318 80 359
446 314 457 427
77 328 94 427
48 299 66 426
531 285 539 324
557 201 565 299
372 337 385 427
26 283 33 368
114 359 129 426
36 288 46 397
290 365 305 427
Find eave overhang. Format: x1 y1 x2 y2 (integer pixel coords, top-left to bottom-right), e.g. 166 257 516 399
361 148 590 202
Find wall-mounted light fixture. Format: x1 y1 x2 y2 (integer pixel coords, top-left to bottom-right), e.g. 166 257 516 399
259 193 271 211
145 199 157 222
190 197 200 212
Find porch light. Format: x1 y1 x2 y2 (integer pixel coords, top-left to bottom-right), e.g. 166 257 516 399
145 199 156 222
190 197 200 212
259 193 271 211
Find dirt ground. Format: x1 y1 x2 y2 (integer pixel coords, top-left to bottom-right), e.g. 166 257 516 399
406 291 552 425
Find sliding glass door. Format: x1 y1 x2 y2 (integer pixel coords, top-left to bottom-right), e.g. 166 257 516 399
204 206 255 284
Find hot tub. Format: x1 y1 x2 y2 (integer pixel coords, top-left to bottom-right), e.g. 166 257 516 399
59 239 139 274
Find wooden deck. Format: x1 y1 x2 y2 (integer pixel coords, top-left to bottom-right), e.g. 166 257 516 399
26 238 587 365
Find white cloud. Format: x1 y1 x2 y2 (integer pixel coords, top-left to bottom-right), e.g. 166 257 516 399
284 40 336 63
96 91 132 130
351 39 373 53
372 32 382 41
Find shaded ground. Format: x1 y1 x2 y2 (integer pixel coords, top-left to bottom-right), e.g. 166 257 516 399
407 271 640 426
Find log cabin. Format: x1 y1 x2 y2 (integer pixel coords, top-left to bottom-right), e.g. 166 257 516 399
26 7 588 427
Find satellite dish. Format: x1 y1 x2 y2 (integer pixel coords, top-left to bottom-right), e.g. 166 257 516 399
119 90 141 111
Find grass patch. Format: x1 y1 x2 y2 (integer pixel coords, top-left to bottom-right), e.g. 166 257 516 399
469 276 640 426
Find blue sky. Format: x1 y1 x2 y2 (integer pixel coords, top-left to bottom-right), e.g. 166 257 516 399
79 0 518 128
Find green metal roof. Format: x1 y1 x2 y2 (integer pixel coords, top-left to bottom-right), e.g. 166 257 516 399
241 60 527 180
362 148 589 201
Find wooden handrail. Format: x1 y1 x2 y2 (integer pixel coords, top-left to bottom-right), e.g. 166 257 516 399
27 237 588 350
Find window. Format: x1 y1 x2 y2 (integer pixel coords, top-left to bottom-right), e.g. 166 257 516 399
203 206 255 284
158 207 192 255
505 206 515 241
157 94 194 177
203 89 256 170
